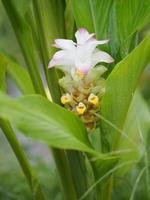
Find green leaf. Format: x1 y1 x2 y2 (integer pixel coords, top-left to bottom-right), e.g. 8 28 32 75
65 0 75 39
2 0 45 95
0 53 35 94
72 0 150 59
32 0 62 103
45 0 66 38
33 0 65 48
12 0 32 15
0 93 99 155
116 91 150 175
7 61 35 95
101 34 150 150
72 0 112 39
110 0 150 58
0 94 118 197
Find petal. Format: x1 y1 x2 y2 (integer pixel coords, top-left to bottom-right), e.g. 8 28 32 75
75 28 94 45
86 38 109 52
92 50 114 66
76 39 109 62
76 41 97 63
95 39 110 45
75 59 91 74
53 39 76 50
48 50 75 69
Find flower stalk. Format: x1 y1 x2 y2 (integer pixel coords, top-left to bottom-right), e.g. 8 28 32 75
32 1 79 199
48 28 114 199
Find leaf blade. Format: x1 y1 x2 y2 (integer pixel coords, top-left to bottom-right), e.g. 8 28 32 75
101 34 150 150
0 93 99 155
0 53 35 94
116 91 150 175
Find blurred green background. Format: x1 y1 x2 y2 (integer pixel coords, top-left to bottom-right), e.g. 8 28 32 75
0 1 150 200
0 2 62 200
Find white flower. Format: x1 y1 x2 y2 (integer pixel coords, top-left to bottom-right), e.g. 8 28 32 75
48 28 114 76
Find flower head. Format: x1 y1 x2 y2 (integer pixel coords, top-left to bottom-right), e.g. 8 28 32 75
48 28 114 78
48 28 114 131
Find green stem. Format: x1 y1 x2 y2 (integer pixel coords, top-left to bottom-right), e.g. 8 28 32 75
94 176 113 200
32 0 61 103
35 1 91 197
106 176 113 200
90 161 101 200
89 156 114 200
0 118 46 200
67 151 90 199
52 149 77 200
39 1 90 197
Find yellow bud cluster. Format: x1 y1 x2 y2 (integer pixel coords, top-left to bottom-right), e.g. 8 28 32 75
60 90 100 131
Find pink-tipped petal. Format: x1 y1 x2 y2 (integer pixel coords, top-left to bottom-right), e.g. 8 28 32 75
48 50 75 69
75 60 91 74
48 28 114 72
48 59 56 68
75 28 95 45
54 39 76 50
77 39 110 60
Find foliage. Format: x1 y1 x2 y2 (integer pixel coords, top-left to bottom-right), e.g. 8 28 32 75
0 0 150 200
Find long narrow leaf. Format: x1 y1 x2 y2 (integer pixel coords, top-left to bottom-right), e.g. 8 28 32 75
101 34 150 150
72 0 150 60
110 0 150 58
2 0 45 95
116 91 150 175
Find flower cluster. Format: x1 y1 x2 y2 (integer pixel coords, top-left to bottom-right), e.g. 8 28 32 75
48 28 114 131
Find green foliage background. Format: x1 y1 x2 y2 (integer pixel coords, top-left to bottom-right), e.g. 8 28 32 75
0 0 150 200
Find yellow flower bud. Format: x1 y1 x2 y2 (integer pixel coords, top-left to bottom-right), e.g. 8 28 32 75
61 93 72 104
76 102 86 115
88 93 99 106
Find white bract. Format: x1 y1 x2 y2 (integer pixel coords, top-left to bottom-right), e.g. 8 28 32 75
48 28 114 77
